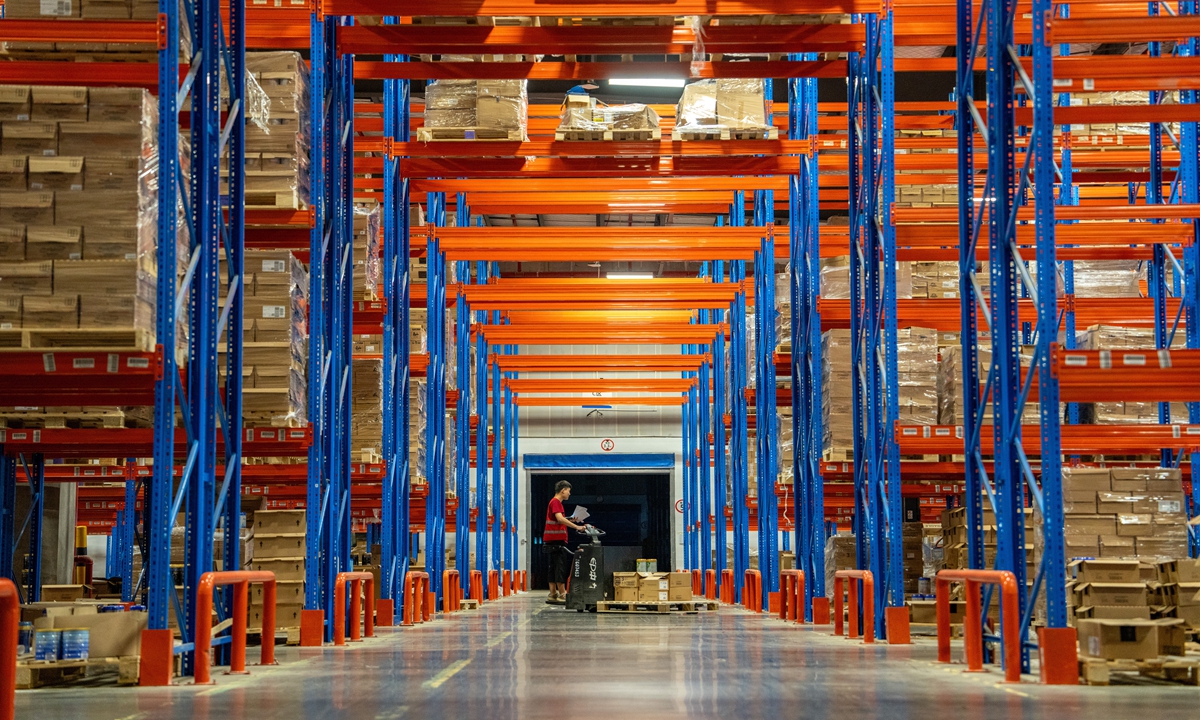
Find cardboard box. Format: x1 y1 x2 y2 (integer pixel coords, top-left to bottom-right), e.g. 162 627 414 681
28 156 83 191
637 573 669 603
1096 492 1135 515
1077 618 1161 660
613 572 639 602
1062 467 1112 496
82 225 141 260
0 87 32 122
1074 605 1151 621
22 293 77 328
46 609 147 657
78 294 152 330
25 225 81 261
0 156 28 190
1071 559 1141 584
81 0 132 18
1064 534 1100 559
1116 514 1154 537
0 260 52 294
30 86 88 122
0 294 19 328
475 95 524 130
248 557 305 582
1066 514 1117 536
250 534 305 559
57 121 144 157
1099 535 1135 558
84 156 140 191
3 0 81 17
253 509 306 534
2 122 57 156
1077 582 1148 607
41 584 88 601
1110 469 1148 492
1158 559 1200 584
0 225 23 261
909 599 965 624
54 259 152 296
667 571 691 601
56 190 139 226
0 191 54 225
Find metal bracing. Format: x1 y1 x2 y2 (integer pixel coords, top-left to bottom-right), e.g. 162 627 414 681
306 11 355 643
698 265 713 593
426 192 448 605
1181 3 1200 556
455 196 473 602
380 36 412 620
712 254 728 600
790 55 825 620
683 343 694 571
848 6 898 638
475 262 490 592
754 189 779 609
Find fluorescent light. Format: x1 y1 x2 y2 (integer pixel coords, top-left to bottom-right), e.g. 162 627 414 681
607 272 655 280
608 78 686 89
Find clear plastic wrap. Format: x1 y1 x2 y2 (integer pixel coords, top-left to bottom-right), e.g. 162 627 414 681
1070 260 1142 298
1078 324 1187 424
675 78 771 133
821 329 853 456
677 80 719 130
558 92 604 131
892 326 939 426
422 78 528 139
689 15 707 77
937 343 1039 425
819 257 850 299
241 51 310 209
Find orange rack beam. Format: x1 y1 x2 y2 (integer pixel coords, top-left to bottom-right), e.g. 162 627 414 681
458 280 740 310
479 323 725 345
513 396 686 407
354 59 848 81
494 354 705 372
324 0 882 14
504 379 695 393
1052 345 1200 403
896 424 1200 455
380 139 807 158
433 225 766 261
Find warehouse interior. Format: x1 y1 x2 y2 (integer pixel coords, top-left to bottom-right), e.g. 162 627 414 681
3 0 1200 716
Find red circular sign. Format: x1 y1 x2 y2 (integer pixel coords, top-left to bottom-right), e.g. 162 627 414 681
600 438 615 452
675 499 685 513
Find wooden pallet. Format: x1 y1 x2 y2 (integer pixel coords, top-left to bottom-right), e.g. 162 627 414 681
550 16 677 26
672 127 779 141
555 128 662 142
1080 657 1200 686
0 328 155 352
595 600 719 614
460 599 480 610
17 656 140 688
245 190 306 210
412 15 536 26
823 448 854 463
416 127 524 142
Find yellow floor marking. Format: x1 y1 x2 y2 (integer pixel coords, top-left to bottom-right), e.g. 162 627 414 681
423 659 472 689
375 706 409 719
485 631 513 649
1003 687 1031 698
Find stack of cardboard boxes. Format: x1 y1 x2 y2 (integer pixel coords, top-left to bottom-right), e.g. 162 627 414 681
824 533 857 595
612 571 692 603
674 79 774 137
1071 558 1190 662
902 522 923 594
1155 558 1200 627
1041 466 1189 564
221 249 308 427
556 92 661 139
247 509 306 630
941 504 1036 583
894 326 938 429
420 78 528 140
0 85 158 342
821 329 853 459
240 52 310 210
937 344 1039 426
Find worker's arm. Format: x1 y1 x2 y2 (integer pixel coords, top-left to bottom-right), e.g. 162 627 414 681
554 512 584 532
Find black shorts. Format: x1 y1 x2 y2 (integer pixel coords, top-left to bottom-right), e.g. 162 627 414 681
545 541 571 584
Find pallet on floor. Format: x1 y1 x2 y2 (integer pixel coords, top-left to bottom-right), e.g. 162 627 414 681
1079 657 1200 686
0 328 155 353
460 598 480 610
555 128 662 142
671 127 778 141
16 656 140 688
595 600 718 614
416 127 524 142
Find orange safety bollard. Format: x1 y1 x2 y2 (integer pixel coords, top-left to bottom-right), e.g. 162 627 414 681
333 571 375 646
812 596 831 625
470 569 484 602
691 569 702 597
376 598 395 628
517 570 527 592
194 571 277 685
403 571 430 626
488 569 500 600
1 578 18 720
780 569 806 623
833 570 875 644
705 569 716 600
743 569 762 613
503 569 512 597
936 569 1021 683
442 570 462 612
719 569 734 604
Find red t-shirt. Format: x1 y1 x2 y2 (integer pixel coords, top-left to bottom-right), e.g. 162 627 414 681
544 497 568 542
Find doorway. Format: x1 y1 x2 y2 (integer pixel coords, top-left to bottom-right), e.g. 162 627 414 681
529 471 672 590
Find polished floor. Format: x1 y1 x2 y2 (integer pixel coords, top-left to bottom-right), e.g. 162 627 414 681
19 592 1200 719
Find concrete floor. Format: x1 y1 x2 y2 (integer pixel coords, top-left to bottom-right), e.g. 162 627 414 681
18 592 1200 719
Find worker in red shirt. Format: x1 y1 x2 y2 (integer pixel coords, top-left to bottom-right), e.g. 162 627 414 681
544 480 585 604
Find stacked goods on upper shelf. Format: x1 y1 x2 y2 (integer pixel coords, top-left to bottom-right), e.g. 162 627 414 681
674 79 776 140
774 270 790 353
220 249 308 428
1069 91 1171 136
1 0 189 61
555 90 661 141
246 509 306 631
353 203 381 301
419 59 528 141
941 503 1035 583
824 533 856 595
821 329 852 460
234 51 310 211
937 343 1039 426
893 327 938 430
0 86 158 350
1077 324 1187 425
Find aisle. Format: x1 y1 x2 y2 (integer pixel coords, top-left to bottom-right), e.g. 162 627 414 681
18 593 1200 719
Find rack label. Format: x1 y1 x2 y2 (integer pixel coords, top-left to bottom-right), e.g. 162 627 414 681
40 0 72 15
127 357 150 369
73 357 95 370
42 353 55 373
107 354 119 373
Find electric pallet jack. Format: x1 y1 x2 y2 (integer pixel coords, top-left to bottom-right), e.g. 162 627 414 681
564 525 606 612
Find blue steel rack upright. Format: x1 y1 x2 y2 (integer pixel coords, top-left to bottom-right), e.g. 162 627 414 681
304 8 356 644
847 5 899 638
754 188 780 611
789 52 825 621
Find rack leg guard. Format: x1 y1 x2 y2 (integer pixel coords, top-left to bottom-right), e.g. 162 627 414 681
138 628 175 686
885 606 910 645
334 572 376 646
470 570 484 602
194 571 277 685
743 570 762 613
2 579 19 720
936 569 1020 683
705 569 716 600
503 569 512 597
1038 627 1080 685
833 570 874 643
376 598 395 628
812 597 831 625
488 570 500 600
